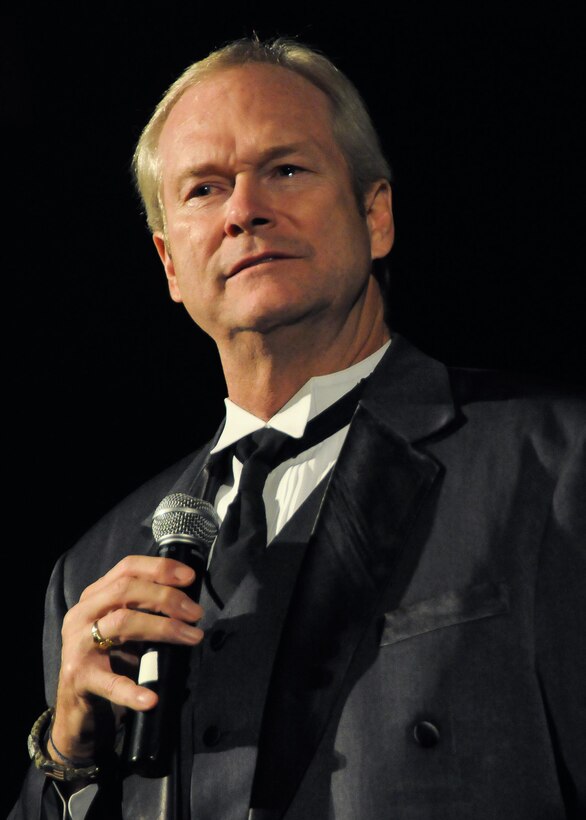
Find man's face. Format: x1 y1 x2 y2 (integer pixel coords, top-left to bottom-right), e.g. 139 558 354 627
154 63 393 346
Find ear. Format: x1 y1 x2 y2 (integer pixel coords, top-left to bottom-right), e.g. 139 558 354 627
153 232 183 303
365 180 395 260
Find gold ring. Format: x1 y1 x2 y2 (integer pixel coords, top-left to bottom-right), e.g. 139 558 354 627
91 620 115 651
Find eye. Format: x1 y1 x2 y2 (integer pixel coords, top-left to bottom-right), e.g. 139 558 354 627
276 164 304 177
188 183 214 198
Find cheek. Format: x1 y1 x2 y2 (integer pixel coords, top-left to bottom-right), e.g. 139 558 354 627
169 223 217 284
316 207 371 268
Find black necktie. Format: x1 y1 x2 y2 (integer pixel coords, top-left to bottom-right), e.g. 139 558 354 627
206 378 366 606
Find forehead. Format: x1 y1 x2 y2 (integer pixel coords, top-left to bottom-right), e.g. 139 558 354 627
158 63 342 168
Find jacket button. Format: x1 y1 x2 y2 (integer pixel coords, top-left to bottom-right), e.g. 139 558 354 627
202 725 222 747
413 721 441 748
209 629 227 651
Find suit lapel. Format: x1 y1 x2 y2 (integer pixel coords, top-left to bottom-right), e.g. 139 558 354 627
251 336 457 817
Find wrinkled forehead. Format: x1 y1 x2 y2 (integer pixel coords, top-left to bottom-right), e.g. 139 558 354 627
159 63 339 156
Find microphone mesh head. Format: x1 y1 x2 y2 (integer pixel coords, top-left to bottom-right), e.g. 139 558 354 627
152 493 220 546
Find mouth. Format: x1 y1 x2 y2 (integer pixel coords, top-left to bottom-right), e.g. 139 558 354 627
228 253 294 277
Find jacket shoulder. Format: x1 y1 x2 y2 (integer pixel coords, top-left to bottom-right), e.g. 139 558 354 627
447 364 585 413
444 365 585 462
60 445 209 605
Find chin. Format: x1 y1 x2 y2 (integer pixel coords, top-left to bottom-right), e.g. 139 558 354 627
230 302 322 337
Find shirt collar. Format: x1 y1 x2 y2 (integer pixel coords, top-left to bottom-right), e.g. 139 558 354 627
210 340 391 454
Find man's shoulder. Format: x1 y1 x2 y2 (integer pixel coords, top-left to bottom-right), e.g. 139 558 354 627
371 335 584 443
436 362 585 471
446 363 585 424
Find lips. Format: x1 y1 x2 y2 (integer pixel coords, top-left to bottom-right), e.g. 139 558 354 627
228 252 293 277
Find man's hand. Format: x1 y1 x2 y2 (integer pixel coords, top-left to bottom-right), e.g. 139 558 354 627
49 555 204 764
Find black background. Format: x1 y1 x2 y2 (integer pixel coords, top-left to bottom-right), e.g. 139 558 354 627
4 1 584 813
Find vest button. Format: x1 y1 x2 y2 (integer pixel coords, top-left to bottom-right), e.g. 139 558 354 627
202 725 222 747
209 629 227 651
413 720 441 748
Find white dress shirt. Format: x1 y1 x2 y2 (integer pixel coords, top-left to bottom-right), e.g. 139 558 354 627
210 340 390 544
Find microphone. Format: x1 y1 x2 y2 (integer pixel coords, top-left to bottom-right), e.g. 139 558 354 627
124 492 220 776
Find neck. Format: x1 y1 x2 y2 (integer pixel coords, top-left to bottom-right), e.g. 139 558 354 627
217 285 389 420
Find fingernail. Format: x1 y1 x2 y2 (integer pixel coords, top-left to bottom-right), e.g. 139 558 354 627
174 566 195 583
136 690 157 707
181 599 202 618
179 625 203 643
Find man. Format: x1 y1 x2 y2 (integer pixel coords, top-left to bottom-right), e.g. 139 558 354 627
11 37 585 819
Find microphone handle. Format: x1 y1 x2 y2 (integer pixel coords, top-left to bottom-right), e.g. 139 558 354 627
124 541 207 776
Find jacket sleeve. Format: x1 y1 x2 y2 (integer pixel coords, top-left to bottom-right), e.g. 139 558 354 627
8 555 101 820
9 446 205 819
534 422 586 817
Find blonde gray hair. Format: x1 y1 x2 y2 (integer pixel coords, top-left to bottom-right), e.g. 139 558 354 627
133 36 391 235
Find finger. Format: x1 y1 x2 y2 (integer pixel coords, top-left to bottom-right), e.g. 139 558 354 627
78 575 204 624
80 555 196 602
110 646 141 678
87 667 159 711
96 608 204 647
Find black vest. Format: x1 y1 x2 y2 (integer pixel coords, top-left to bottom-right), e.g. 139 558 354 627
186 475 331 820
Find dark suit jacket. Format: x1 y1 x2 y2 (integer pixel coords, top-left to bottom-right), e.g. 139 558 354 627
11 336 586 819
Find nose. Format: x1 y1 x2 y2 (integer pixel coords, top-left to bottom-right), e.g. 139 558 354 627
224 175 273 237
